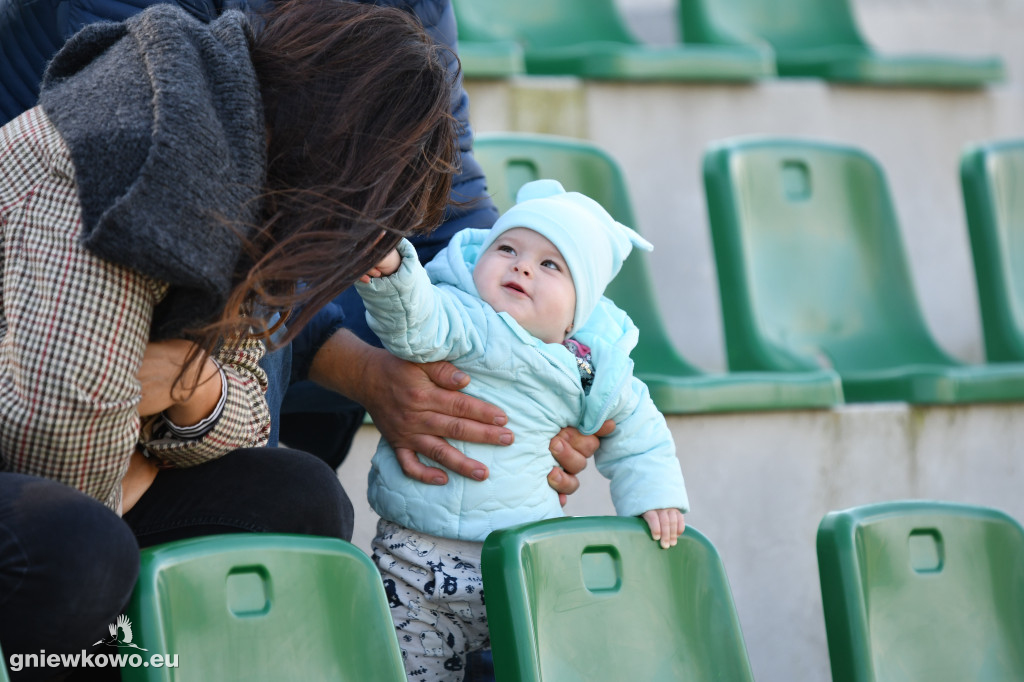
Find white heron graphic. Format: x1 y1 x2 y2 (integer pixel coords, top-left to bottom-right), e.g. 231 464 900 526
93 614 148 651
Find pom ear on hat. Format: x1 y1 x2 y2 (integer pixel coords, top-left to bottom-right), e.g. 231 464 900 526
484 179 654 334
514 178 567 202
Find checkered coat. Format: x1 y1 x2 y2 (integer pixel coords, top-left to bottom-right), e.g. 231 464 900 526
0 108 270 512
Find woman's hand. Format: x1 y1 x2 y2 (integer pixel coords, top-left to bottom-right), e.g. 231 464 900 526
369 356 514 485
122 448 159 513
547 420 614 506
137 339 222 424
309 330 514 483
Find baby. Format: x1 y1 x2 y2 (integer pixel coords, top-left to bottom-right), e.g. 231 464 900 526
356 179 688 681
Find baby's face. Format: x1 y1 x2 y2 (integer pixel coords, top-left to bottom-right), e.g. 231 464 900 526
473 227 576 344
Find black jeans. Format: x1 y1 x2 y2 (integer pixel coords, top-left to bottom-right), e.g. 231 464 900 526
124 447 353 548
278 406 366 471
0 447 352 681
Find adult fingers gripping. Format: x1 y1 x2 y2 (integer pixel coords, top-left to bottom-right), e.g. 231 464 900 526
395 434 491 484
550 419 614 474
549 432 589 477
420 360 471 390
421 362 508 426
366 357 512 483
547 420 615 505
547 466 580 508
422 402 514 448
396 446 449 485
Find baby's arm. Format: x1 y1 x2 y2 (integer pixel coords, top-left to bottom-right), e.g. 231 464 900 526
354 238 480 363
642 508 686 549
593 376 689 545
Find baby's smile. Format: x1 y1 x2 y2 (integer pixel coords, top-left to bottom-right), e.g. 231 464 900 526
502 281 527 295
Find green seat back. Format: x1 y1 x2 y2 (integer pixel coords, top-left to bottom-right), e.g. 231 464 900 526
680 0 865 53
704 137 954 374
121 534 405 682
817 501 1024 682
705 136 1024 403
703 136 1024 402
456 40 525 78
474 132 843 412
448 6 525 78
704 139 1024 403
452 0 636 50
451 0 772 81
0 641 8 682
961 139 1024 362
482 516 754 682
678 0 1003 86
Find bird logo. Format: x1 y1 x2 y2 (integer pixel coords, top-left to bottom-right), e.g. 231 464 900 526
93 614 148 651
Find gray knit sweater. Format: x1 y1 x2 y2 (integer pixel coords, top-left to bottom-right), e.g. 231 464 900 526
38 4 265 339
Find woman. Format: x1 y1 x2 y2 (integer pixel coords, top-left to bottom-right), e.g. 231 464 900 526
0 0 457 676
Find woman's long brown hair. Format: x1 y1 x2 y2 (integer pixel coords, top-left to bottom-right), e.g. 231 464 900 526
192 0 457 356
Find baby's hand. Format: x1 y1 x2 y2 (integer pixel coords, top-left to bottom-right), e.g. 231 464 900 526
360 248 402 283
642 508 686 549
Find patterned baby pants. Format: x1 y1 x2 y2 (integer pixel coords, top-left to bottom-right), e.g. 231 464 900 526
372 518 490 682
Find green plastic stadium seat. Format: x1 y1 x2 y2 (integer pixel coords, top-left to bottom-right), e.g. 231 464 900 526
703 136 1024 404
0 641 9 682
678 0 1004 87
817 500 1024 682
120 534 405 682
961 139 1024 362
482 516 754 682
457 41 526 79
474 132 843 413
452 0 772 82
453 17 526 80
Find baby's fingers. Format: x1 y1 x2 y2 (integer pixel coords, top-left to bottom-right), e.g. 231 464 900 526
665 510 685 548
645 509 686 549
642 510 663 544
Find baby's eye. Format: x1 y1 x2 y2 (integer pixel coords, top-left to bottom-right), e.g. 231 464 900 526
497 244 516 255
541 260 561 271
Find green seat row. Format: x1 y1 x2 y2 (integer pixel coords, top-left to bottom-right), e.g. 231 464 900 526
704 136 1024 404
476 131 1024 408
473 132 844 414
451 0 1002 87
452 0 773 81
111 521 753 682
679 0 1003 88
42 500 1024 681
484 500 1024 681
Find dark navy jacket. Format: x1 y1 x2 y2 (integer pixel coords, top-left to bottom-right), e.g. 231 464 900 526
0 0 252 124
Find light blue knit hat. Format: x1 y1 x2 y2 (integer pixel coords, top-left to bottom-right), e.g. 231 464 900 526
482 179 652 333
